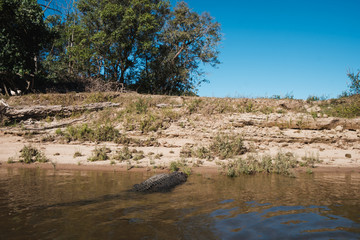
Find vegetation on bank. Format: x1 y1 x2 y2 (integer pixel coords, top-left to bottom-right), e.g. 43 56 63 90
222 152 323 177
181 133 247 160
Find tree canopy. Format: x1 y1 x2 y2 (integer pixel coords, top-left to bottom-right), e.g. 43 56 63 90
0 0 50 94
1 0 222 95
136 2 221 94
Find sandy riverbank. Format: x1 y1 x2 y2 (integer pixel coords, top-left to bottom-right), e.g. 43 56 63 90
1 92 359 174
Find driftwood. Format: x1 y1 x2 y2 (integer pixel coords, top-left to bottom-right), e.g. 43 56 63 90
156 103 183 108
0 100 120 121
131 172 188 193
22 117 86 131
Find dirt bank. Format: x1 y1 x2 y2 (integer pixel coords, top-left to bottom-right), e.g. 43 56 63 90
1 92 359 174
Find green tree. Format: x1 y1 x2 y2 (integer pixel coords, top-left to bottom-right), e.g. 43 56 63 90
74 0 169 84
136 1 221 95
0 0 50 94
347 70 360 95
42 12 81 82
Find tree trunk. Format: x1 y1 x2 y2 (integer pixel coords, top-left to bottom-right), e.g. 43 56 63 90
3 102 120 121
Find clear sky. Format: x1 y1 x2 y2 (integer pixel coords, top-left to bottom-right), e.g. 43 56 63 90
171 0 360 99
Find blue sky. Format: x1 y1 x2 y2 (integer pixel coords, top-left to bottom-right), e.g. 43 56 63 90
171 0 360 99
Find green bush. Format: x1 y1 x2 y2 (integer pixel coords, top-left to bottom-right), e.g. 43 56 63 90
19 145 48 163
222 153 298 177
88 146 110 162
113 146 132 162
209 134 246 159
170 161 180 172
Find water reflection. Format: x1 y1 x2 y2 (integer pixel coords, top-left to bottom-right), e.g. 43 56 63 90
0 168 359 239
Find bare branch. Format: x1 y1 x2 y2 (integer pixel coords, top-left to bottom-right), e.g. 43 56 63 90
39 4 62 14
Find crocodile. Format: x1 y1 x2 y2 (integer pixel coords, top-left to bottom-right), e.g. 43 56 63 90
131 171 188 193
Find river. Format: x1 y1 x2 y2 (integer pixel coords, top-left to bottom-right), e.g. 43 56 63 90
0 167 359 239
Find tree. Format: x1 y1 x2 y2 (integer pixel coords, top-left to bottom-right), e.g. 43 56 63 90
0 0 50 94
347 70 360 95
73 0 169 84
136 1 221 95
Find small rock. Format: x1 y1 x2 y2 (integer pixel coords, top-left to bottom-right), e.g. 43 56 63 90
345 154 352 158
335 125 343 132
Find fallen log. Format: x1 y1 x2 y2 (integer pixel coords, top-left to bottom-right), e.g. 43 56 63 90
1 100 120 121
22 117 86 131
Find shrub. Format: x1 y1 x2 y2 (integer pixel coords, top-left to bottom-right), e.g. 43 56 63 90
307 95 320 102
301 153 322 168
347 70 360 95
19 145 48 163
187 98 202 114
61 124 125 142
169 160 192 175
320 94 360 118
209 134 246 159
180 134 247 160
88 147 110 161
170 161 180 172
222 153 298 177
73 151 83 158
135 98 149 114
113 146 132 162
182 166 192 176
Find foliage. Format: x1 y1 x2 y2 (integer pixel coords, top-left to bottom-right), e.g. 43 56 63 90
169 160 191 175
209 134 246 159
1 0 221 95
306 95 320 102
0 0 51 94
300 153 322 168
112 147 145 162
19 145 48 163
223 153 298 177
181 133 247 160
113 146 133 162
73 151 83 158
88 146 110 161
58 124 123 142
320 94 360 118
136 1 221 95
169 161 180 172
347 70 360 95
73 0 169 84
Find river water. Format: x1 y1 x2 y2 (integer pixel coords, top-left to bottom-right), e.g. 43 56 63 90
0 167 359 240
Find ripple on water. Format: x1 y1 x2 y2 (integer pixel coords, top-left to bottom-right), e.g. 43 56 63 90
0 169 359 239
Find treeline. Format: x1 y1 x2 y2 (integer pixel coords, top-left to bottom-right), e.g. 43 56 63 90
0 0 221 95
